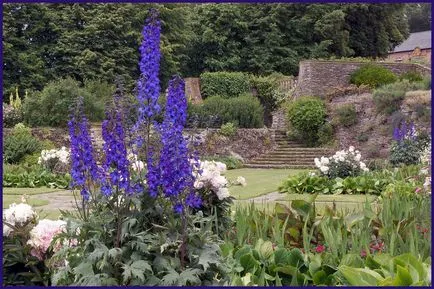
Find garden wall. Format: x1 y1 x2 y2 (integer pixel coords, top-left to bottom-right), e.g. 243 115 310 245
3 127 276 162
294 60 431 98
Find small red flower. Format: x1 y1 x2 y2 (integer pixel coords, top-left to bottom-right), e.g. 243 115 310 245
415 187 422 193
315 244 326 253
360 249 367 258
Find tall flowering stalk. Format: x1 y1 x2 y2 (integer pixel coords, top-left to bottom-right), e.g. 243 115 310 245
68 97 100 218
134 8 161 150
159 76 201 213
393 120 416 143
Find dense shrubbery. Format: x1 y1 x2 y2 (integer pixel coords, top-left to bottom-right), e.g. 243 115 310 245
287 96 326 146
399 71 423 82
3 124 42 164
350 64 397 88
219 122 237 137
200 72 250 99
335 104 357 127
23 78 111 127
188 95 264 128
373 79 428 115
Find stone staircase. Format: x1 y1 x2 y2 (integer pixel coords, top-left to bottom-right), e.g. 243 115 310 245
244 130 334 169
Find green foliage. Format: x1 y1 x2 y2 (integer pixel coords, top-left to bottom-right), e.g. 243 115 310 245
357 133 369 143
287 97 326 146
219 122 238 137
373 79 426 115
339 253 431 286
389 137 429 166
3 124 42 164
335 104 357 127
3 165 71 189
317 123 335 145
279 173 333 195
189 95 264 128
3 103 24 128
279 165 427 196
51 194 228 286
200 72 251 99
3 209 49 286
399 71 423 82
23 78 107 127
350 64 397 88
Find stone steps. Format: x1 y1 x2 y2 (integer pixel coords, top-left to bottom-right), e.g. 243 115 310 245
244 163 315 169
244 130 333 169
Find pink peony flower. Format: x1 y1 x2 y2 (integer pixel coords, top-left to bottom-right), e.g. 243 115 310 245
27 219 67 261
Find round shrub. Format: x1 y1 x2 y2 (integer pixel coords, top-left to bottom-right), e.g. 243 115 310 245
399 71 423 82
219 122 237 137
188 94 264 128
335 104 358 127
200 71 250 99
3 123 42 164
287 96 326 146
317 122 334 145
350 64 397 88
3 103 23 128
23 78 106 127
373 80 424 115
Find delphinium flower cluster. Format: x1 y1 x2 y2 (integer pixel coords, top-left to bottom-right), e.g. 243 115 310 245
314 146 368 178
38 147 70 172
390 120 430 166
133 7 161 149
68 97 100 202
157 76 202 213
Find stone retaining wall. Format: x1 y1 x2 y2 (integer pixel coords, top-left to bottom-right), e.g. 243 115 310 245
294 60 431 98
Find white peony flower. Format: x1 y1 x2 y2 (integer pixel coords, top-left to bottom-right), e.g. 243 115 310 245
320 166 329 173
320 156 330 165
236 176 247 187
314 158 321 168
216 187 230 200
211 175 228 189
349 146 355 152
3 203 37 237
354 153 361 162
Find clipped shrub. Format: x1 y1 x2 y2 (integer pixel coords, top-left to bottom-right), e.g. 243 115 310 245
350 64 397 88
373 80 425 115
3 123 42 164
188 95 264 128
317 122 334 145
356 132 369 143
335 104 357 127
399 71 423 82
219 122 237 137
287 96 326 146
200 72 250 99
23 78 106 127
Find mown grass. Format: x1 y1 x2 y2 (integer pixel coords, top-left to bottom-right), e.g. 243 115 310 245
225 168 306 199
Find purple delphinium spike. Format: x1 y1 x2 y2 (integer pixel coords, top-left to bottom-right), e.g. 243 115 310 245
68 97 100 201
158 75 201 212
134 8 161 139
102 108 131 195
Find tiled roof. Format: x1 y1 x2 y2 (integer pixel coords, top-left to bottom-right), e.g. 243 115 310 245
391 30 431 53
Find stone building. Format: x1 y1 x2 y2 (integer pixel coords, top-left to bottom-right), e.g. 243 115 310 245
387 30 431 64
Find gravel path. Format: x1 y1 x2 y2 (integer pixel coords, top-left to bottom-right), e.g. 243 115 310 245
36 191 77 211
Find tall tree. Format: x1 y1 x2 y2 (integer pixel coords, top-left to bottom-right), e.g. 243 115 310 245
406 3 431 33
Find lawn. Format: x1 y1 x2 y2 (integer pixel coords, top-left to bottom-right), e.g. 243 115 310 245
3 195 49 208
225 168 306 199
3 187 65 195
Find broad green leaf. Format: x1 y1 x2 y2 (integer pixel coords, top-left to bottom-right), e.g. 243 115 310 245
239 253 260 273
198 244 220 271
313 270 327 285
393 265 413 286
73 262 94 277
339 265 384 286
274 248 291 265
259 240 274 260
291 200 311 219
340 254 364 268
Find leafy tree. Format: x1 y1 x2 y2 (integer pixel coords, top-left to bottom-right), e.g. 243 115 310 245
406 3 431 33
